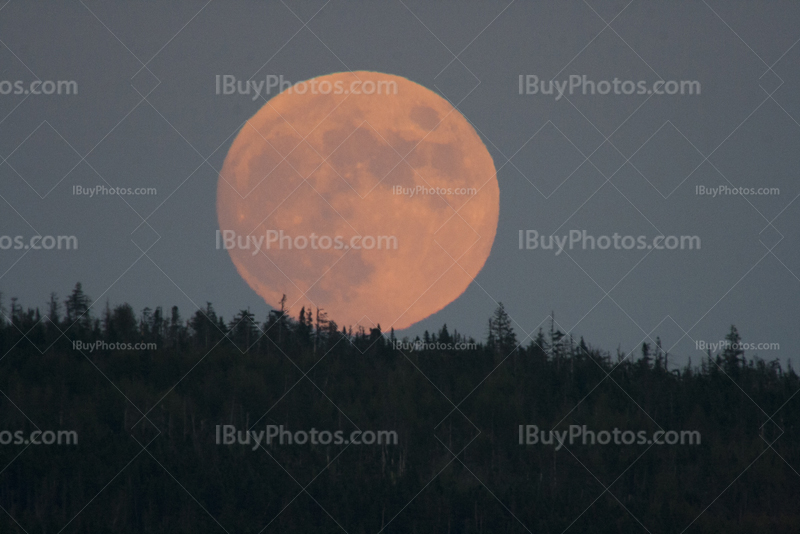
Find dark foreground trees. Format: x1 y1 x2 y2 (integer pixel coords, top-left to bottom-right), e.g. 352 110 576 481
0 284 797 533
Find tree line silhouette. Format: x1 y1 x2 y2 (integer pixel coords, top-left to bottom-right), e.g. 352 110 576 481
0 283 797 533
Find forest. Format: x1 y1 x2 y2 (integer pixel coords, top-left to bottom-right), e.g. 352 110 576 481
0 283 797 533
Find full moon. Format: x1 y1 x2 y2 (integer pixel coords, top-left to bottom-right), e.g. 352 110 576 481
217 71 499 330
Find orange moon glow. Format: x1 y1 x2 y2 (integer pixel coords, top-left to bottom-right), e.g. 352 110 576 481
217 71 499 330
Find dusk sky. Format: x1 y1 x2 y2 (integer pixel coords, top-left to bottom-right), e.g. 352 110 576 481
2 1 799 367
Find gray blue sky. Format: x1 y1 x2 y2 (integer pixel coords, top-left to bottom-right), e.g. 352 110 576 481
1 1 799 367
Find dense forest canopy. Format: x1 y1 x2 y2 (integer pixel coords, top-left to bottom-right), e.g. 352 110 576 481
0 283 797 533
